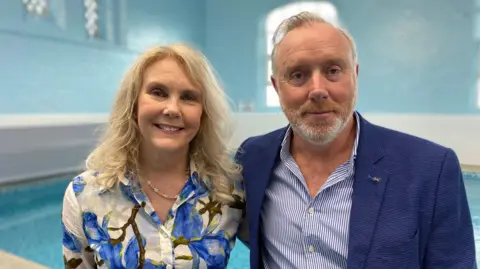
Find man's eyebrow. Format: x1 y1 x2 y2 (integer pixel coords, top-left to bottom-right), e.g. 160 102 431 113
283 57 348 70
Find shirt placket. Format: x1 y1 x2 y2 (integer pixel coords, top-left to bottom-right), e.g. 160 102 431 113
162 190 196 267
131 183 195 268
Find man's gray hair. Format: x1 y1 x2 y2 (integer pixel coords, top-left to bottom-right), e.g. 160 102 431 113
270 11 357 75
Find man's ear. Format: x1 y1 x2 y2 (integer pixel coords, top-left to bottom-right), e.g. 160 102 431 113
270 75 279 93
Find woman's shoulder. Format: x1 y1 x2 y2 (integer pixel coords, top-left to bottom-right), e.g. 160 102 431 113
64 170 129 216
65 170 110 200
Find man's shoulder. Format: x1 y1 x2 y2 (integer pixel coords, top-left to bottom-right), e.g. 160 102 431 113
365 123 461 183
372 123 453 159
234 127 287 164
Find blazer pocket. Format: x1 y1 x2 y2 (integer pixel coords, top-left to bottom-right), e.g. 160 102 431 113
371 229 420 268
375 229 419 257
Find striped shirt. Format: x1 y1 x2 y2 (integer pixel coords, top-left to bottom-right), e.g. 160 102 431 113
260 113 360 269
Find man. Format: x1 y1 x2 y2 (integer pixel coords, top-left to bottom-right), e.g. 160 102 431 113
235 11 477 269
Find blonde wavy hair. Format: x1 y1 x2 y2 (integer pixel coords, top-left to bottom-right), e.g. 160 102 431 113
85 43 241 204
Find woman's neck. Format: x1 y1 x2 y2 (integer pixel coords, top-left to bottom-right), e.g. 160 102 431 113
139 147 190 181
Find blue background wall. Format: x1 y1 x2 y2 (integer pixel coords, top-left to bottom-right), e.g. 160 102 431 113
205 0 479 113
0 0 205 113
0 0 479 114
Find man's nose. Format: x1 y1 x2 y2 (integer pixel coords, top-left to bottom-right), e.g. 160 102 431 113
308 70 329 101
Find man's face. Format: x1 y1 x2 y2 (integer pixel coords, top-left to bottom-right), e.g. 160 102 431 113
272 22 358 145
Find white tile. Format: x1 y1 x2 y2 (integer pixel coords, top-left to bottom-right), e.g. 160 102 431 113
0 251 49 269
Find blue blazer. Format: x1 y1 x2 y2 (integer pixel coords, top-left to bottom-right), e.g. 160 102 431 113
236 113 476 269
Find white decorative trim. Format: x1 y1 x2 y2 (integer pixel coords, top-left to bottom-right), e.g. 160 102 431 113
84 0 99 37
0 113 108 128
22 0 48 16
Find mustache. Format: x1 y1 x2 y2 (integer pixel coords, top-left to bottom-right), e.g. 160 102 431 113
299 102 339 115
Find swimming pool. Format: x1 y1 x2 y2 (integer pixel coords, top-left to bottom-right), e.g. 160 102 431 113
1 172 479 268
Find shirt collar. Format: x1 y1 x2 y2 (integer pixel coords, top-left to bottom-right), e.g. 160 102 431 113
119 159 199 186
117 160 208 205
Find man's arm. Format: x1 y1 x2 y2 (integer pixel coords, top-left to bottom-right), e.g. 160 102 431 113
237 216 250 248
423 148 477 268
234 137 252 249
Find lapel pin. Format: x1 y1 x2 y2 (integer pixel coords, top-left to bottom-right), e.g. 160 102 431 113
371 176 381 182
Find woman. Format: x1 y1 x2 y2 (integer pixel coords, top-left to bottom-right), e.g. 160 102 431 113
61 43 245 269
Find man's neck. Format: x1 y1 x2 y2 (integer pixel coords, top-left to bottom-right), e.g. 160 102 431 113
290 116 356 164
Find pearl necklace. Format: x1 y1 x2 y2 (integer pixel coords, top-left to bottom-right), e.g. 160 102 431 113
146 169 190 200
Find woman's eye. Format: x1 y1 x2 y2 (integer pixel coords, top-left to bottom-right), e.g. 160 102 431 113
151 88 167 97
182 94 196 101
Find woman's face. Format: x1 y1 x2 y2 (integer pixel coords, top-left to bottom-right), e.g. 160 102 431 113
136 58 203 156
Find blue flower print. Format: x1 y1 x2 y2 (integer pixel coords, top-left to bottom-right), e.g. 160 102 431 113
150 211 162 226
124 236 167 268
172 199 232 268
172 202 203 240
72 176 86 196
82 212 123 268
62 221 82 253
120 181 148 205
189 232 230 269
62 168 244 269
179 172 209 201
234 177 244 192
143 260 168 269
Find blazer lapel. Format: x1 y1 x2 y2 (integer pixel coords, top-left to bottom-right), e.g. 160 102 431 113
242 127 287 268
347 117 389 269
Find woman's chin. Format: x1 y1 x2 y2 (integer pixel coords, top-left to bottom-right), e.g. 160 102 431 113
151 139 188 153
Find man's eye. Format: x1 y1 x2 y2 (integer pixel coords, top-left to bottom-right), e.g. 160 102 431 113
291 72 303 80
328 68 340 75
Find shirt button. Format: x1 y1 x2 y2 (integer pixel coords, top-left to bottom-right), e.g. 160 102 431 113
308 245 315 253
308 207 314 216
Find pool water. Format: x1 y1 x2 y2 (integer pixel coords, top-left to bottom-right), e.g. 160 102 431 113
1 172 479 268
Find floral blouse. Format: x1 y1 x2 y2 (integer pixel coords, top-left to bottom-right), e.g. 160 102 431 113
61 167 245 269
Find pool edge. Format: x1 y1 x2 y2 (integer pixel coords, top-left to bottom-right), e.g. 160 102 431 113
0 250 50 269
